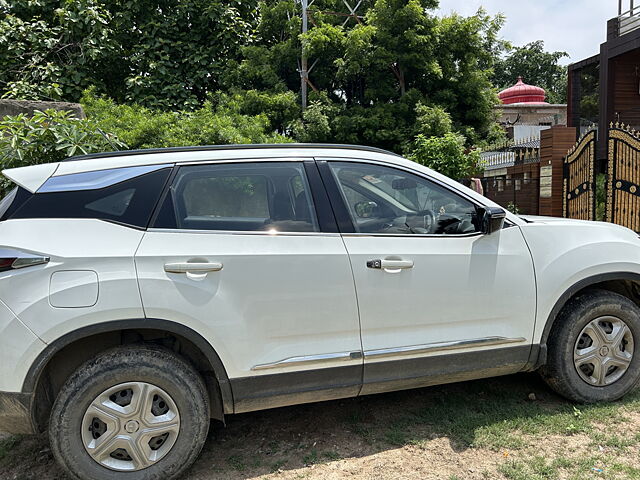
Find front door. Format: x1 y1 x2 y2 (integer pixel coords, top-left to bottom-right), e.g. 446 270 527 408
320 160 536 394
135 160 362 412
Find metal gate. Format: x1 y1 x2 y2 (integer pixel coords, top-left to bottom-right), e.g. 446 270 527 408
563 130 596 220
607 124 640 231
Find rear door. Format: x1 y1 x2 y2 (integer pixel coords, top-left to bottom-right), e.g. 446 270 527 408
135 159 362 412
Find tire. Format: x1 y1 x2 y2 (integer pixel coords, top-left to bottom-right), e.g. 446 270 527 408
49 345 210 480
541 289 640 403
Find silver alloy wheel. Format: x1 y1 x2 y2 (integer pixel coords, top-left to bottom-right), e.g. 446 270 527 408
81 382 180 471
573 316 635 386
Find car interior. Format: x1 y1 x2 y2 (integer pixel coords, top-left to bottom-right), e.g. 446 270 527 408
332 165 480 235
171 164 318 232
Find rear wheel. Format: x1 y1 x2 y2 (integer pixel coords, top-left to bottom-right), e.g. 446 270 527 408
49 345 209 480
541 289 640 403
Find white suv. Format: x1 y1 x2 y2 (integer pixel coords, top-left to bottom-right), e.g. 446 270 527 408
1 144 640 480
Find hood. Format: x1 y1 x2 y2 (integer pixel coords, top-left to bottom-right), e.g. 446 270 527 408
519 215 602 226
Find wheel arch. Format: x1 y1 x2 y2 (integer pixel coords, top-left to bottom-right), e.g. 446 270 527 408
533 272 640 368
24 319 233 431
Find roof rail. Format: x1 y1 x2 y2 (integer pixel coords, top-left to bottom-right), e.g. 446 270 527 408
63 143 402 162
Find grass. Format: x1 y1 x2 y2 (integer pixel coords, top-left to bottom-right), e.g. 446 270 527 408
499 454 640 480
0 436 22 463
4 374 640 479
361 378 640 452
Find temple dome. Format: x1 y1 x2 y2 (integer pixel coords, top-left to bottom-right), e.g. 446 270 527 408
498 77 547 104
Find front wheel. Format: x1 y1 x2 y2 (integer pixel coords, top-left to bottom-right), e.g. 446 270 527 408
541 289 640 403
49 345 210 480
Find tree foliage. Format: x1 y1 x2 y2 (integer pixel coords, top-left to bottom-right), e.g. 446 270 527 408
493 40 568 104
408 133 480 180
0 109 126 192
0 0 568 181
81 91 291 149
230 1 504 151
0 0 254 108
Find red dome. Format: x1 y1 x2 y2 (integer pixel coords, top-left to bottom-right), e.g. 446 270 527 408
498 77 547 104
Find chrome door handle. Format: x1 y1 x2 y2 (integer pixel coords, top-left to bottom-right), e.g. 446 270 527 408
381 259 413 270
366 259 414 271
164 262 223 274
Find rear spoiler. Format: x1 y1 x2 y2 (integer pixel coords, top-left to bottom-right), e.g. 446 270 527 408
2 163 60 193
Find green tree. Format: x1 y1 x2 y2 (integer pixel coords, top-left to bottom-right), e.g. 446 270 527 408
81 90 290 149
0 109 126 190
0 0 255 108
493 40 568 104
0 0 116 101
408 132 480 179
231 1 504 151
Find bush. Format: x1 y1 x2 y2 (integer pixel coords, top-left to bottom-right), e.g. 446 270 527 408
0 108 127 191
0 109 125 168
408 132 480 179
81 91 291 149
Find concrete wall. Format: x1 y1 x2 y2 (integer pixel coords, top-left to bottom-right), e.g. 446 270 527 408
0 100 84 119
496 104 567 127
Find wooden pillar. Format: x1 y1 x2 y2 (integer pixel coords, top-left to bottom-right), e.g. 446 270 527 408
539 126 577 217
598 40 615 164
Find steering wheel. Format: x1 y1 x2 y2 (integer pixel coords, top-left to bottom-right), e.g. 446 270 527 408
405 209 436 234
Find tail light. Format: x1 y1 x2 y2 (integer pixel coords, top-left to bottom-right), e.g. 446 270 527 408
0 248 49 273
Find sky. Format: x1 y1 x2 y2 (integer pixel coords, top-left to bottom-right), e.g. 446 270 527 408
436 0 620 64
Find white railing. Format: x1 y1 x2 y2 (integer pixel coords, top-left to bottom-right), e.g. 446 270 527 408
619 1 640 35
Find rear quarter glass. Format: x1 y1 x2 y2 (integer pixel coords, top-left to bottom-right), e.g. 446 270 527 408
8 168 172 228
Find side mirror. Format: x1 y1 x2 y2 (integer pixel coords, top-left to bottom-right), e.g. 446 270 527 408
354 201 378 218
479 206 506 234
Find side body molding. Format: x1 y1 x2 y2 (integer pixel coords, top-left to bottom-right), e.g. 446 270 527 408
22 319 233 414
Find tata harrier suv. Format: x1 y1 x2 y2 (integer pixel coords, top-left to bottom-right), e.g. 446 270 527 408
1 144 640 479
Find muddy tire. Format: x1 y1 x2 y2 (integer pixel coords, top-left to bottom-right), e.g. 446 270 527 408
540 289 640 403
49 345 209 480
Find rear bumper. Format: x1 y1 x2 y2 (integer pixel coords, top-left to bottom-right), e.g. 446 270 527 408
0 391 36 434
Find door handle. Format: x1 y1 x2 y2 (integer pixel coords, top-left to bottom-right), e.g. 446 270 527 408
381 259 413 270
164 262 223 274
366 259 414 272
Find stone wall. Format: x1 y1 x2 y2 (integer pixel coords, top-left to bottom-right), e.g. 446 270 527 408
0 99 84 119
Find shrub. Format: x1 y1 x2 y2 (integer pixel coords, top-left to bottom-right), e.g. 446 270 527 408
408 132 480 179
0 108 127 191
0 109 125 167
81 91 291 149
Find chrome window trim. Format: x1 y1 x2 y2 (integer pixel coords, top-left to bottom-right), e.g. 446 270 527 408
179 157 313 166
147 228 340 237
341 232 484 239
40 164 174 192
364 336 527 360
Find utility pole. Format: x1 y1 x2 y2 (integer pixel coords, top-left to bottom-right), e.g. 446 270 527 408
300 0 309 110
297 0 361 110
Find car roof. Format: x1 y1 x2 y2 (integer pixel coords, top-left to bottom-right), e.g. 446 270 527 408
63 143 402 162
3 143 405 193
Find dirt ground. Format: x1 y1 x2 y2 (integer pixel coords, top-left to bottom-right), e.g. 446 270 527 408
3 373 640 480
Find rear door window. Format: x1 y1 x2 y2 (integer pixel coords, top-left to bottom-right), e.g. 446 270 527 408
154 162 319 232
